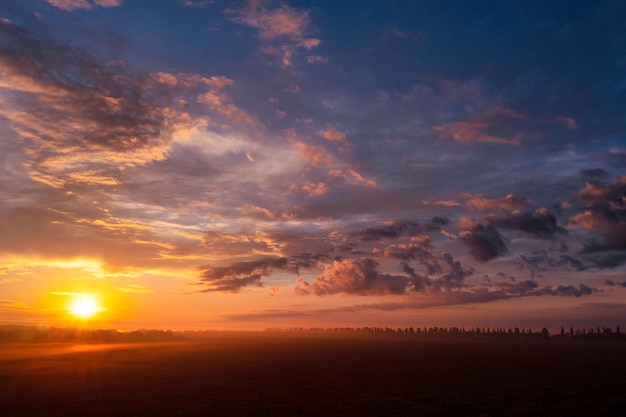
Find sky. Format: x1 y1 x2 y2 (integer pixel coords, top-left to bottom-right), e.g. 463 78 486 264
0 0 625 331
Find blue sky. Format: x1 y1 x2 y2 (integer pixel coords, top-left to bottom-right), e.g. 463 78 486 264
0 0 625 330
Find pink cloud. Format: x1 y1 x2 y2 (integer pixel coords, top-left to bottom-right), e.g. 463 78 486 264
434 106 527 145
47 0 92 10
322 124 348 145
232 3 311 40
434 120 523 145
329 168 377 188
93 0 121 6
46 0 121 11
301 181 329 196
290 140 333 167
247 205 296 221
227 2 320 67
466 193 532 212
421 200 462 207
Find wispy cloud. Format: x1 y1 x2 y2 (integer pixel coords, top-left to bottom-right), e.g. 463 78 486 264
227 1 321 67
46 0 121 11
466 194 532 212
434 106 527 145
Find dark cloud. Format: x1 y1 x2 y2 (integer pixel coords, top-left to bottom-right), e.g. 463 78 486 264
296 250 473 296
570 176 626 252
430 216 449 226
588 252 626 269
558 255 588 271
197 252 330 292
457 222 508 262
492 279 539 294
605 280 626 288
373 241 445 276
487 208 566 238
514 250 589 279
580 168 609 181
301 280 599 315
372 242 432 262
353 220 421 241
295 258 412 296
489 282 597 299
198 258 292 292
427 216 449 230
551 284 595 298
399 262 432 292
470 281 597 301
432 252 474 291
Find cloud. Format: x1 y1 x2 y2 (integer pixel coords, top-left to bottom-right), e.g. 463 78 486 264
354 220 421 241
487 207 566 238
306 55 328 64
570 175 626 251
181 0 214 7
466 193 531 212
390 26 421 44
227 2 320 67
197 253 328 292
428 216 450 229
301 181 329 196
290 140 333 167
295 258 413 296
456 220 508 262
198 257 293 293
554 115 578 130
94 0 121 6
296 247 473 296
551 284 595 298
421 200 462 207
110 285 153 294
0 23 210 187
372 242 433 262
433 106 526 145
588 252 626 269
46 0 121 11
580 168 609 181
492 279 539 294
478 282 597 300
322 124 349 145
513 250 586 279
329 168 377 188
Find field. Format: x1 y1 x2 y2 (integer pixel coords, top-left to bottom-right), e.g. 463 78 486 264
1 332 625 416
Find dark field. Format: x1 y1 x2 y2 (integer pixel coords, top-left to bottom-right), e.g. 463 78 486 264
1 333 625 417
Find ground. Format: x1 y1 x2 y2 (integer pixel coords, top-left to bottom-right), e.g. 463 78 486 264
1 332 625 416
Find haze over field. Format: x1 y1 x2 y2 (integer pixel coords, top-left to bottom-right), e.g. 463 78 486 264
0 0 625 330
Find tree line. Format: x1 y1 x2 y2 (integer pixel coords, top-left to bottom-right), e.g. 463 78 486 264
265 325 626 340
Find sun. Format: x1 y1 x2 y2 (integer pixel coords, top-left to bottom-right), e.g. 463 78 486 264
68 294 103 319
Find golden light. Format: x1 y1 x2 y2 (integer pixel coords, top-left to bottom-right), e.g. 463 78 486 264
68 294 103 319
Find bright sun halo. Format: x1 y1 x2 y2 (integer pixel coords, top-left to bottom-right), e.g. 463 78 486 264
69 295 103 319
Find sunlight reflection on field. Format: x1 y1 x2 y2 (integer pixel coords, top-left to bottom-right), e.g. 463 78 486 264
0 342 186 361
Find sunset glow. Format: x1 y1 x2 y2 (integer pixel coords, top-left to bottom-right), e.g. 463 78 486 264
68 295 103 320
0 1 624 332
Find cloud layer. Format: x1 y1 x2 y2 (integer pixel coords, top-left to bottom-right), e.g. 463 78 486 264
1 1 625 328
